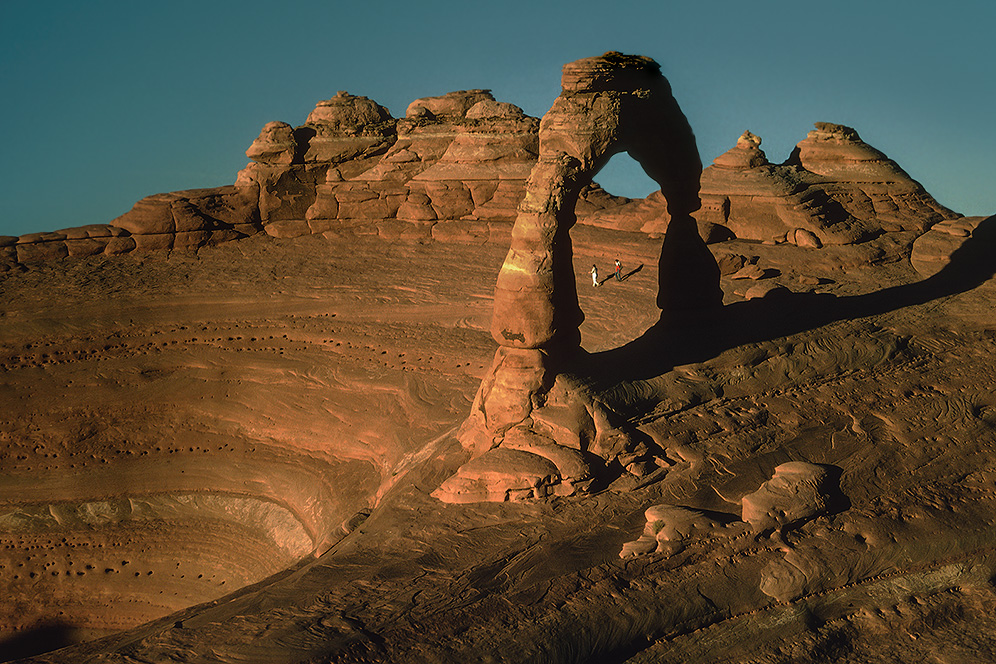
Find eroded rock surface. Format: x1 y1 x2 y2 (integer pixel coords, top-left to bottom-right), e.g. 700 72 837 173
2 52 993 664
0 234 505 652
741 461 840 533
446 52 722 502
0 94 959 274
697 124 957 245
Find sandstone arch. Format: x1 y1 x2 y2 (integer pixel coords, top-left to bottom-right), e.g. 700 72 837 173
437 53 722 502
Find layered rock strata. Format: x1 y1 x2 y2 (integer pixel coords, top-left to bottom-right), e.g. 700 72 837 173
0 90 538 269
1 95 959 268
303 90 538 241
440 53 723 503
696 123 957 245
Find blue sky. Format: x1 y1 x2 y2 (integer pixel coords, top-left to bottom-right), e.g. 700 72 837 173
1 0 992 237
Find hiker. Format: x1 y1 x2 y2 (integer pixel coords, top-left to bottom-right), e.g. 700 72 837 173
591 264 599 287
614 258 622 281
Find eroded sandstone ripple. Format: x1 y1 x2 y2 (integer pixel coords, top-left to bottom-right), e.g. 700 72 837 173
0 234 504 649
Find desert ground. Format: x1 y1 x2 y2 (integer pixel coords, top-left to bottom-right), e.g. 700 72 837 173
3 209 996 662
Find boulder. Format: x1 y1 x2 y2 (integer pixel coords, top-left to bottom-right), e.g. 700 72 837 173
406 90 495 119
431 447 563 503
246 121 298 165
741 461 837 533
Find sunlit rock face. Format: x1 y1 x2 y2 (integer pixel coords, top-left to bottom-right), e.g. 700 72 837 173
0 235 501 649
0 284 380 641
443 52 722 504
0 94 960 271
2 47 988 664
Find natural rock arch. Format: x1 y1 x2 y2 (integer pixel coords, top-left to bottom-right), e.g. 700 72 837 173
436 53 722 503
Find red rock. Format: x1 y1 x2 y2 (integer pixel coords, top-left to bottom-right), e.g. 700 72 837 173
246 121 298 165
307 91 393 130
742 462 834 532
112 193 177 234
430 220 489 244
131 233 174 251
698 125 958 245
65 237 108 257
405 90 495 119
18 231 67 244
454 52 721 499
103 236 137 254
263 220 311 239
172 230 213 250
431 447 562 503
303 92 396 164
744 282 791 300
16 241 68 262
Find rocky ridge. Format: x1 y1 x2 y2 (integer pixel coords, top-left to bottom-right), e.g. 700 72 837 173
1 100 958 269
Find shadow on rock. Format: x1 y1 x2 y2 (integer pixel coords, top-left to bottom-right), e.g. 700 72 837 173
587 214 996 384
0 621 79 663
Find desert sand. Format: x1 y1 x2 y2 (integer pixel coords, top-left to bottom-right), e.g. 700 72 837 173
2 53 995 663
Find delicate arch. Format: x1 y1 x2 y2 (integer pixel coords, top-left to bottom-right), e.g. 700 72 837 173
463 52 721 455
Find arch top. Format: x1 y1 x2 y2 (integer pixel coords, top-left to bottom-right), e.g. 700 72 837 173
560 52 663 93
539 52 702 217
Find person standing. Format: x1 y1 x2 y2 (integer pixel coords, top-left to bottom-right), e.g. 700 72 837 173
591 264 599 287
614 258 622 281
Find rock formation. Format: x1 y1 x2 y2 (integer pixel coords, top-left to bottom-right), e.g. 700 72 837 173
0 88 959 271
1 51 994 664
741 461 840 534
696 123 956 245
619 462 842 558
439 52 723 504
302 90 538 243
619 505 737 558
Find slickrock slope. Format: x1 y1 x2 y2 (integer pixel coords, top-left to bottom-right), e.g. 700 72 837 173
2 52 994 664
0 233 508 656
6 211 996 663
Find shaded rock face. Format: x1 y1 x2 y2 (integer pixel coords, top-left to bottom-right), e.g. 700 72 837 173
697 124 957 245
442 53 723 503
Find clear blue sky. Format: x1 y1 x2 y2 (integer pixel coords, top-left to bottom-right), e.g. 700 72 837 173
1 0 993 237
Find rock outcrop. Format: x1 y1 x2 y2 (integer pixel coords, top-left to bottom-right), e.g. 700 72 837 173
910 216 988 277
619 505 737 558
741 461 840 534
0 85 960 270
696 123 957 245
304 91 539 240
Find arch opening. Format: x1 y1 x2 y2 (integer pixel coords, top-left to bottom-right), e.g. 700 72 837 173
589 151 661 200
576 151 669 353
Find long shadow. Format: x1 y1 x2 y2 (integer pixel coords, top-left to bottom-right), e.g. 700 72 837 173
598 264 643 286
583 215 996 385
621 264 643 281
0 620 78 662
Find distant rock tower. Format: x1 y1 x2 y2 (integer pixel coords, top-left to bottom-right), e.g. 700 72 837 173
436 53 722 503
